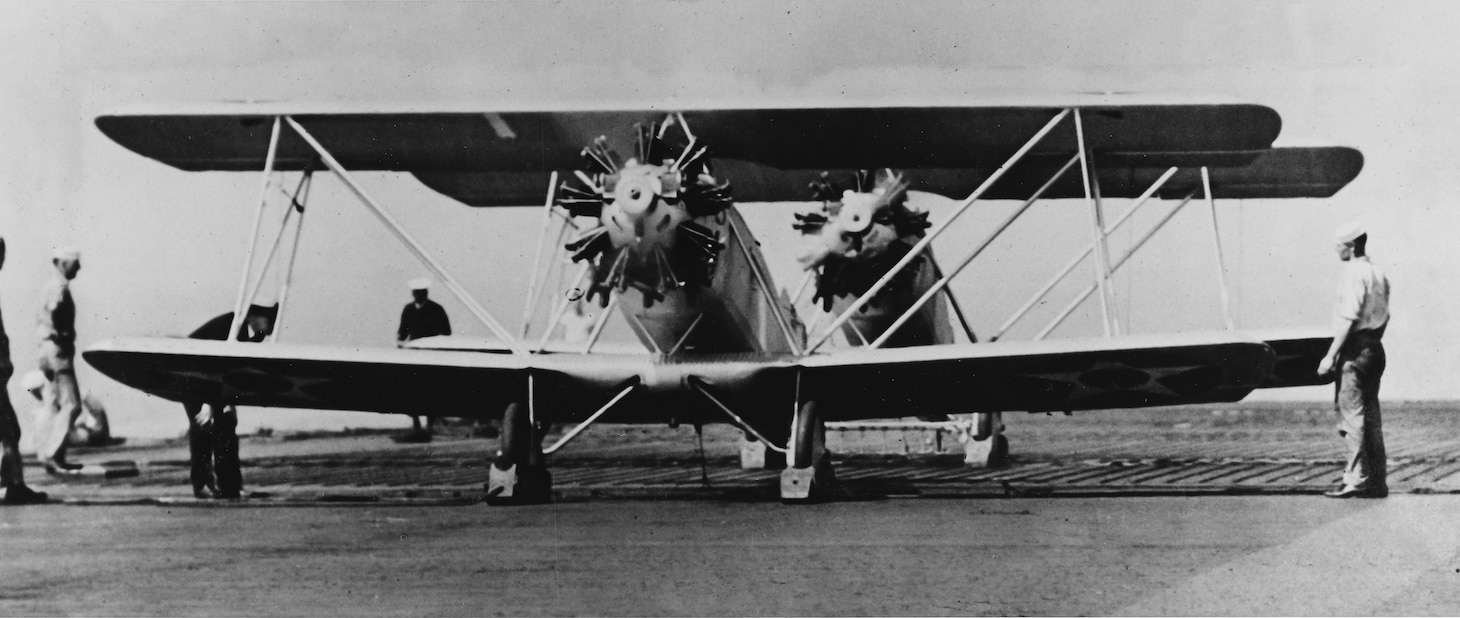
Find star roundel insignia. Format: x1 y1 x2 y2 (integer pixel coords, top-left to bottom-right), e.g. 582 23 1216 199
158 366 344 406
1026 359 1213 406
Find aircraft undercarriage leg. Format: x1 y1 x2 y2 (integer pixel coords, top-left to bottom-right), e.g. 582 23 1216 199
780 401 835 502
486 400 552 505
739 432 788 469
962 412 1009 468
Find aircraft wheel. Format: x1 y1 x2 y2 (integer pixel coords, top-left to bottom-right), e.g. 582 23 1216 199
989 433 1010 468
790 401 823 469
486 401 552 505
781 401 834 503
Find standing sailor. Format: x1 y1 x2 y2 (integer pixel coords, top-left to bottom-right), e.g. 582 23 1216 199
183 304 276 499
395 277 451 442
0 238 47 503
1317 221 1391 499
35 246 83 475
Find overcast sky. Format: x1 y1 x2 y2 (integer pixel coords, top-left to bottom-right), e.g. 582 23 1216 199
1 1 1456 439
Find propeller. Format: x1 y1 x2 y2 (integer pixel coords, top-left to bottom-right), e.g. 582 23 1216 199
792 169 931 310
555 123 734 307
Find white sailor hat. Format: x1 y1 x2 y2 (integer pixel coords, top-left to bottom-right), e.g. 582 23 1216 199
1333 220 1366 244
407 277 432 291
52 246 80 261
20 370 46 391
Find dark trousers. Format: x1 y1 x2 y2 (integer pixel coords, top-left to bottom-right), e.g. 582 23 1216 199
184 402 241 494
1336 331 1386 490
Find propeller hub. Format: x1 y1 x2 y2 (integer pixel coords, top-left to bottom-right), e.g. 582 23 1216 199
612 168 663 217
837 190 877 235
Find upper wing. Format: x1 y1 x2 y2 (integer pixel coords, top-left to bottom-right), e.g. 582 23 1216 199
798 331 1277 421
95 105 1281 173
417 147 1364 206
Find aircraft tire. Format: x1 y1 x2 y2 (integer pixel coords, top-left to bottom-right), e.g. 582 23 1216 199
989 434 1010 468
790 401 823 470
495 401 527 471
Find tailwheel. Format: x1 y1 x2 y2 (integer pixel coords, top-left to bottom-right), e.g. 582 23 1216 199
780 401 835 503
486 401 553 505
962 412 1010 469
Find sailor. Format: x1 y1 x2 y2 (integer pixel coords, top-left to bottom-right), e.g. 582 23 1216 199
34 246 83 475
1317 221 1391 499
183 304 277 499
0 238 47 504
395 277 451 442
21 370 118 448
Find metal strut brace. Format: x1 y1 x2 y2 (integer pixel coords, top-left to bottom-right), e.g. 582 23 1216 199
521 171 561 338
808 108 1072 353
534 262 594 353
930 257 978 343
271 167 315 341
686 376 789 454
869 154 1080 349
991 166 1179 341
1202 167 1235 330
541 378 642 455
228 116 282 342
1035 190 1199 340
241 168 314 328
285 116 529 355
580 294 620 354
1075 111 1114 338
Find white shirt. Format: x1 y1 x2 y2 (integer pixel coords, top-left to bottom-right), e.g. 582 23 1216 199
1334 256 1390 331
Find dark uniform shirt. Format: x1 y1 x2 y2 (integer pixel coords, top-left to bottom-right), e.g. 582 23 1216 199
398 300 451 341
36 276 75 345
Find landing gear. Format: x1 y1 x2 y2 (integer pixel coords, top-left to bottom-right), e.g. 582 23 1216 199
780 401 835 502
486 400 552 505
962 412 1009 468
739 432 788 470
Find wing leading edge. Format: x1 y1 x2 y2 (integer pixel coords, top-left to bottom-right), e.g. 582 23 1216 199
95 105 1281 173
85 331 1292 427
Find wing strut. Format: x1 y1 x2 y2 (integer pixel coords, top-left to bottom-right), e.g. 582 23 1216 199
990 166 1179 341
928 257 978 343
807 108 1073 354
520 171 560 338
1203 166 1236 331
1035 190 1199 339
271 164 315 340
534 262 593 353
541 378 641 455
240 166 313 341
1077 111 1117 337
227 116 282 341
868 153 1080 349
284 116 529 355
686 376 789 454
579 294 619 354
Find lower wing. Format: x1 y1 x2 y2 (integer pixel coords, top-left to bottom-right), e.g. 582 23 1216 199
799 331 1279 421
86 331 1291 425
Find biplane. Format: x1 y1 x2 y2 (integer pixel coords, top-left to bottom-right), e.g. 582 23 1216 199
83 103 1362 502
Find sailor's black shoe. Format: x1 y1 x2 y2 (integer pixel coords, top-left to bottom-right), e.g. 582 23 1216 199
4 485 49 505
1325 485 1387 499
